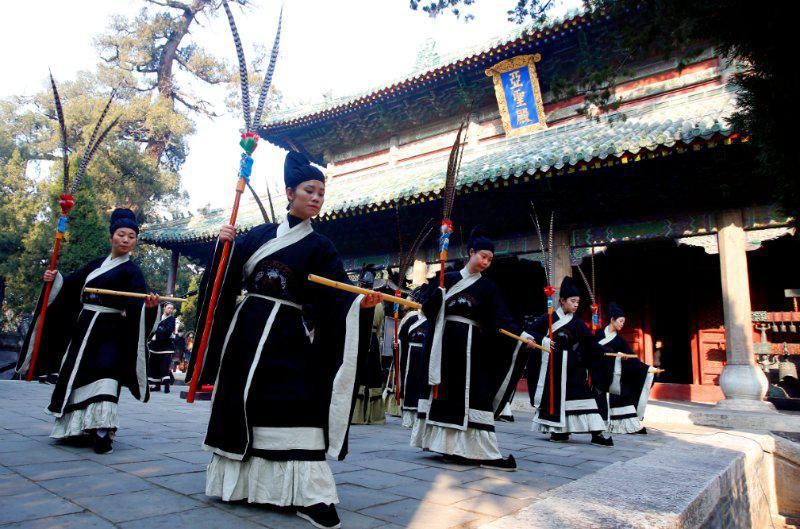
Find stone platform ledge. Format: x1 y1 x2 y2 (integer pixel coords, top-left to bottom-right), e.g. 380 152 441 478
482 424 786 529
645 399 800 433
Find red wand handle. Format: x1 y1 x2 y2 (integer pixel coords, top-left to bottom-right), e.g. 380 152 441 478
186 177 246 403
27 197 73 382
26 230 64 381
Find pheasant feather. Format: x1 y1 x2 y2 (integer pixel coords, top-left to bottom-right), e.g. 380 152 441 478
252 5 283 129
548 211 555 286
443 120 467 219
74 90 115 190
49 73 69 194
246 180 271 223
529 201 550 285
72 115 119 195
575 263 595 305
400 218 435 281
221 0 251 132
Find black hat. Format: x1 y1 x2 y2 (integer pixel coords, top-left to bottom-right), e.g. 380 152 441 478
607 302 624 320
559 275 580 300
410 283 434 305
284 151 325 189
358 264 378 288
468 225 495 254
109 208 139 235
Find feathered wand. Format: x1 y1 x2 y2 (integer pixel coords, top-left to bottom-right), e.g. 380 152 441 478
389 216 434 405
186 1 283 402
25 74 118 381
575 247 598 388
432 120 467 398
530 202 556 415
575 246 598 332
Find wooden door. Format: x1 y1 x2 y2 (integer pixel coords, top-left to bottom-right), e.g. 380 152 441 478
695 327 727 385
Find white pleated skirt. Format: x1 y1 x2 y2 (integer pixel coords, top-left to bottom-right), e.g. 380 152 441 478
206 454 338 507
50 401 118 439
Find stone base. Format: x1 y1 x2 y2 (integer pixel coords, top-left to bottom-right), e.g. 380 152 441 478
718 363 769 402
715 397 777 413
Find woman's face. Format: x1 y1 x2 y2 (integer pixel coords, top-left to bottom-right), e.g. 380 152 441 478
110 228 137 256
560 296 580 314
610 316 626 332
287 180 325 220
469 249 494 273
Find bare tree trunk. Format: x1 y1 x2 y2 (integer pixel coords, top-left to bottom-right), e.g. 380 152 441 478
145 0 214 160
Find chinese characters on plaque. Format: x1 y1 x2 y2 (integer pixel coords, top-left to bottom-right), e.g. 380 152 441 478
485 54 547 137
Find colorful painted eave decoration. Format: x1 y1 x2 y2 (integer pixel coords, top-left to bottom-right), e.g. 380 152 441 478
259 9 602 132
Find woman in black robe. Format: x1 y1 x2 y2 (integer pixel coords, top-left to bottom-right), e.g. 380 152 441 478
148 303 176 393
17 208 160 454
595 303 654 434
526 276 613 446
411 228 533 471
351 265 387 424
199 152 380 529
397 287 431 429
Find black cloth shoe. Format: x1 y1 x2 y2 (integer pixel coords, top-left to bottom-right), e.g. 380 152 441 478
591 433 614 447
635 427 647 435
93 433 113 454
442 454 473 465
549 433 570 443
150 384 161 392
296 503 341 529
480 454 516 471
164 383 170 394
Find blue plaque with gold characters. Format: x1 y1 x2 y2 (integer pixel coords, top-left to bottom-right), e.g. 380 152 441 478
485 54 547 137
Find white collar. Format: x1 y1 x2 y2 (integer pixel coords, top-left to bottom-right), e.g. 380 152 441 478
604 325 617 340
84 253 130 287
459 266 480 280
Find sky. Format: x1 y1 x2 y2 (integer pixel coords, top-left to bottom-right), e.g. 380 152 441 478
0 0 580 212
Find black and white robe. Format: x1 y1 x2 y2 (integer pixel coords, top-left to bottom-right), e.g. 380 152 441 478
410 268 528 460
594 327 654 434
198 217 371 507
18 254 158 438
148 315 175 385
397 311 429 429
526 307 607 434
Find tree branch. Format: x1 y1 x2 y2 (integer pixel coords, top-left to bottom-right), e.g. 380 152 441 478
145 0 192 11
173 91 219 117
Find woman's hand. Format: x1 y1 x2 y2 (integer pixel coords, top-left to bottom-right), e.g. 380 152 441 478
144 293 161 309
219 224 236 243
360 292 382 309
525 339 537 350
43 270 58 283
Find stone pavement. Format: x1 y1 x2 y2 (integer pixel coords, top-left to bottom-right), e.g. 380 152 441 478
0 381 691 528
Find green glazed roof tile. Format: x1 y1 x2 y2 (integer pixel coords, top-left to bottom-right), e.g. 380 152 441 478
141 84 737 245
